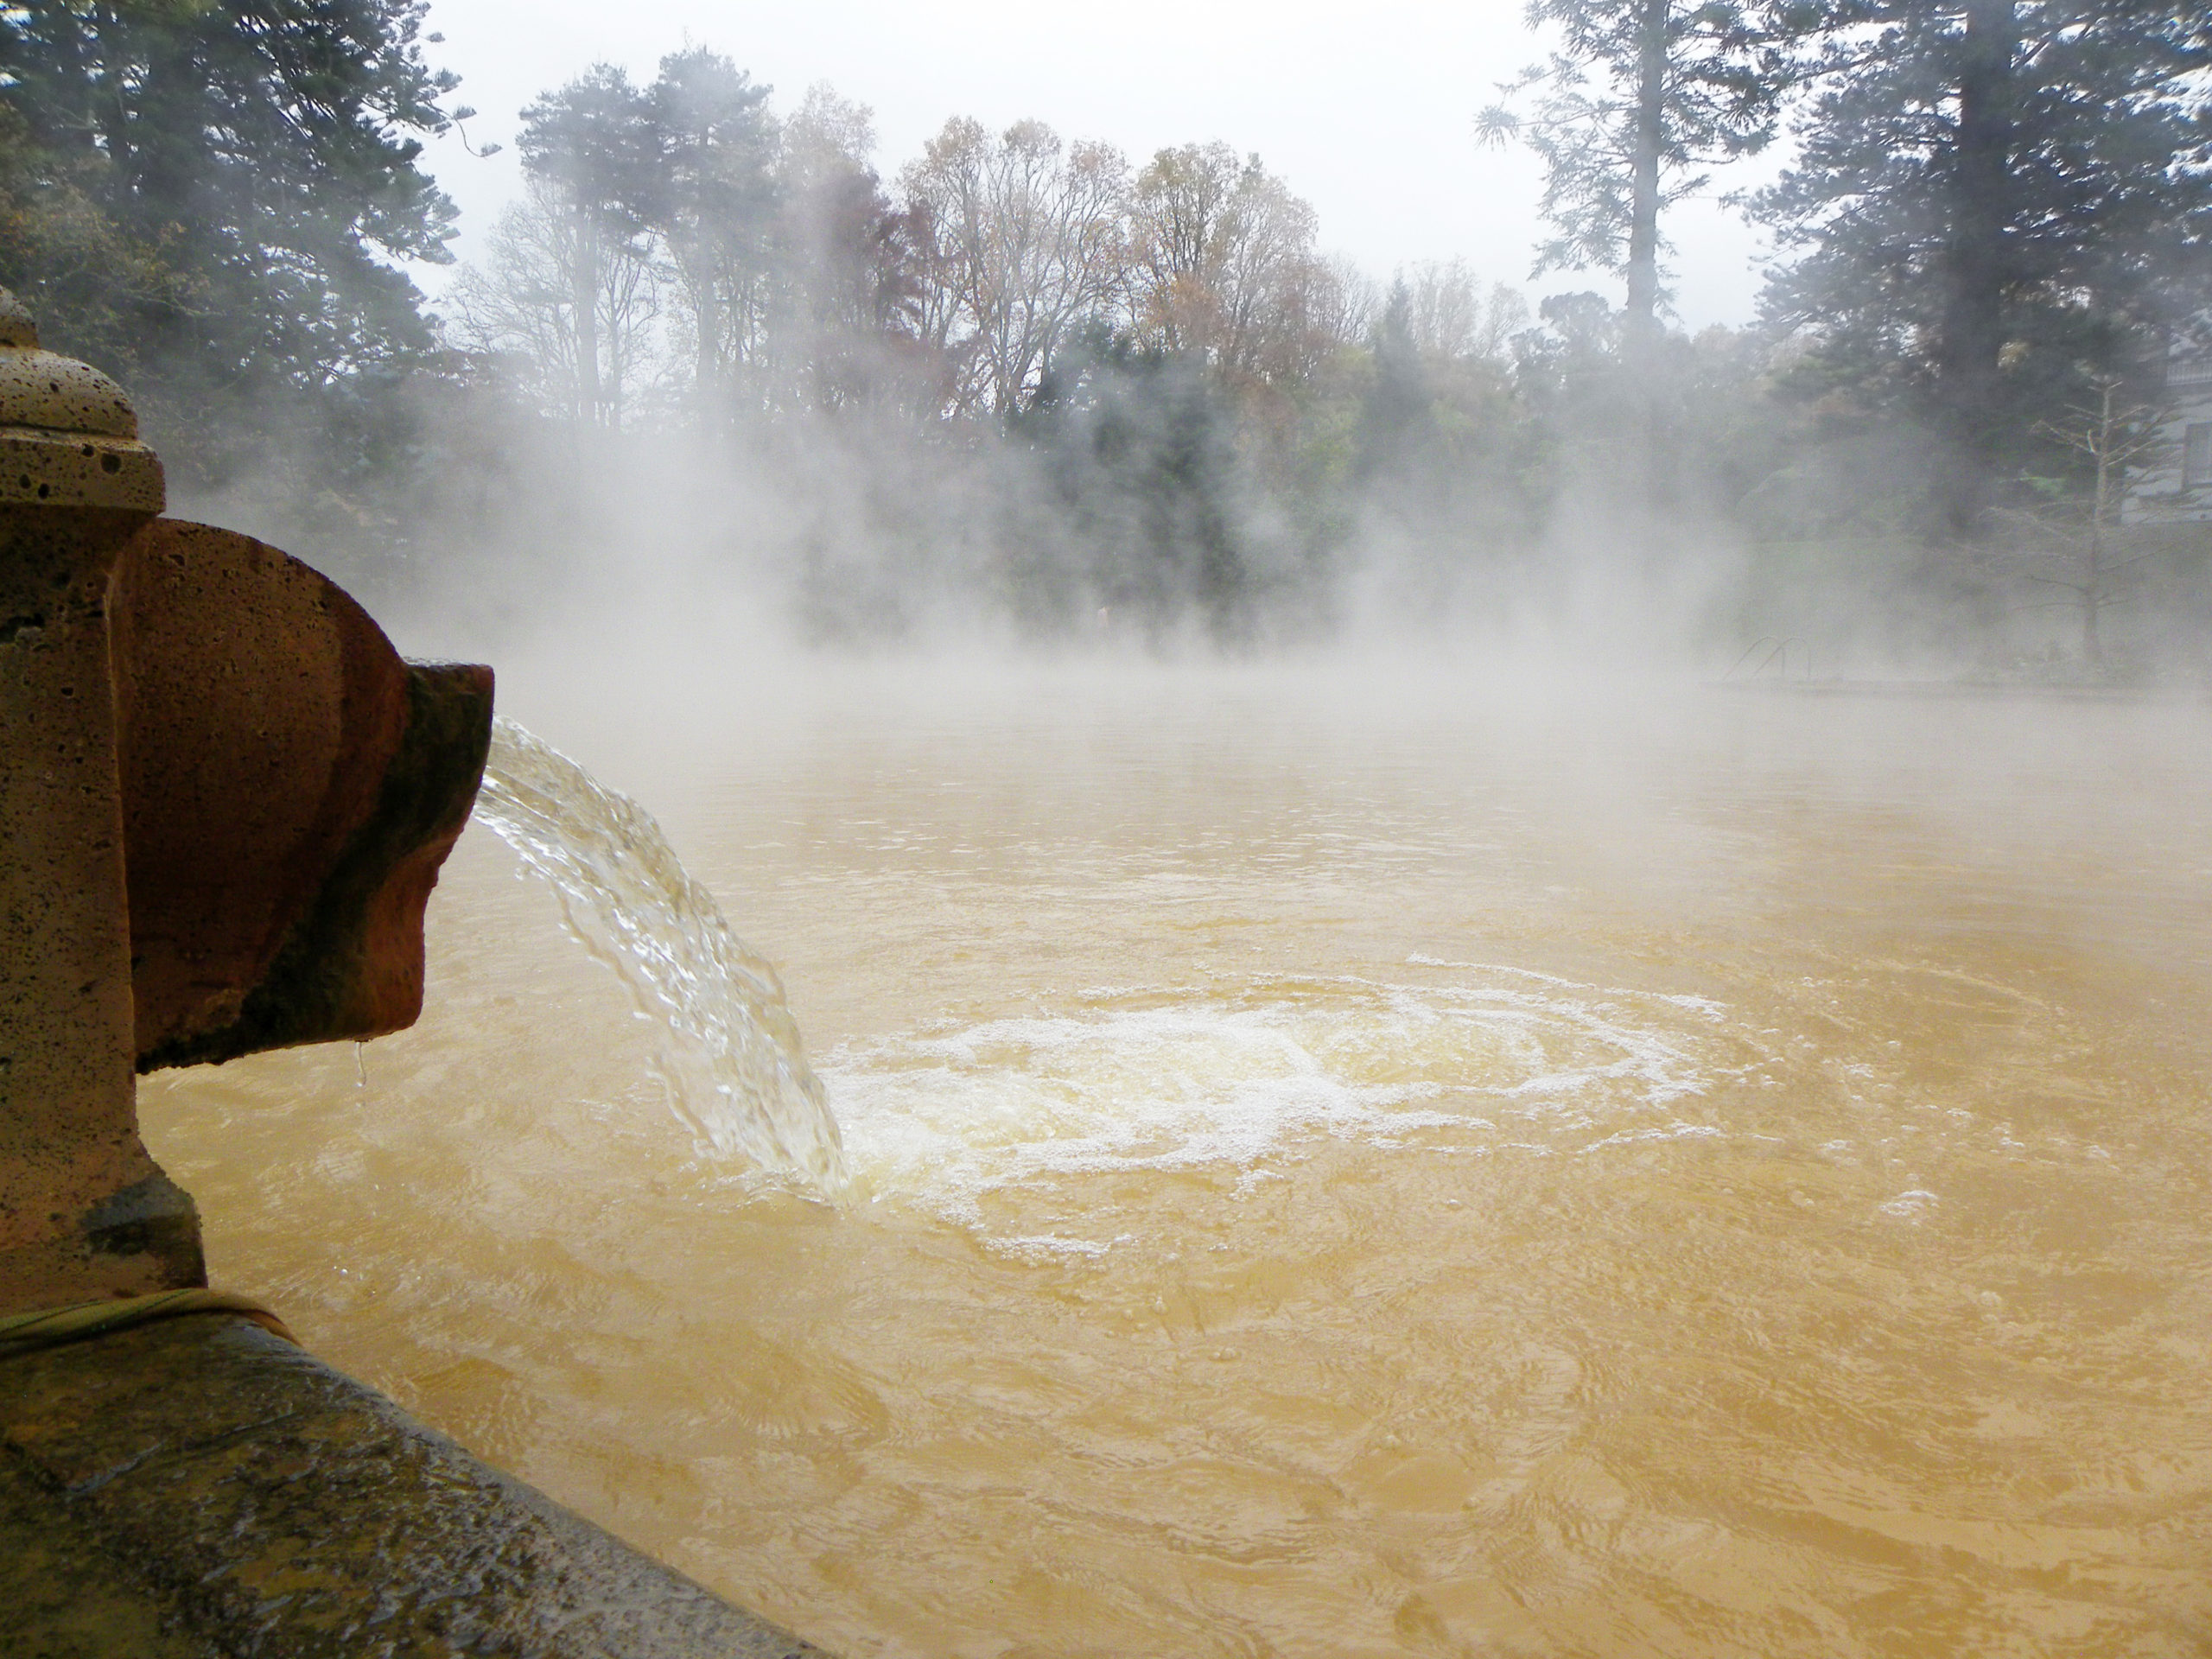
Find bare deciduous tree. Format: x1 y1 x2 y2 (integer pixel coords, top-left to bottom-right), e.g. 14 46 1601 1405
445 180 664 429
1128 144 1349 390
1402 258 1529 365
1990 378 2174 667
902 118 1129 416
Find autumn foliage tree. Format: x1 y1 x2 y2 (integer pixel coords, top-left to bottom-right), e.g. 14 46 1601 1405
1126 143 1344 392
900 118 1128 416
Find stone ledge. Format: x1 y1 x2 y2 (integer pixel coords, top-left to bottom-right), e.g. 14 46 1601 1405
0 1314 830 1658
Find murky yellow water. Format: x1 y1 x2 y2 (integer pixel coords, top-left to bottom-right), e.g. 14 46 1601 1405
143 668 2212 1656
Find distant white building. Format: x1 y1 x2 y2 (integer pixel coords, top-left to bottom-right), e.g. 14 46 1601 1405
2124 339 2212 524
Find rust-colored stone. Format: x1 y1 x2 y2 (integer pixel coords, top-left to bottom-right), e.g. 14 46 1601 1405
112 520 410 1058
112 521 493 1066
0 502 201 1308
0 290 493 1313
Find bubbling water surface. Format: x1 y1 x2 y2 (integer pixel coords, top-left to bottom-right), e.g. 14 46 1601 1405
831 967 1738 1250
140 671 2212 1657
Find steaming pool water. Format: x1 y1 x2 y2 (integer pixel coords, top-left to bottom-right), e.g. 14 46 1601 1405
142 668 2212 1657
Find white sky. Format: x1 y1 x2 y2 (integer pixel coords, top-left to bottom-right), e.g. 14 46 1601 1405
415 0 1777 332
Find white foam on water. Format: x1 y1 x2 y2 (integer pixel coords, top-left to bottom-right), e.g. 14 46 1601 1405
825 970 1730 1234
471 718 848 1188
1879 1187 1940 1220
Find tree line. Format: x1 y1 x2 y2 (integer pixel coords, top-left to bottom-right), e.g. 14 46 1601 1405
448 55 1362 435
0 0 2207 663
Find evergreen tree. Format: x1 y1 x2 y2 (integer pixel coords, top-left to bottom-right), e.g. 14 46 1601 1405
645 48 776 423
1358 280 1433 480
0 0 460 470
1753 0 2212 534
517 65 662 427
1479 0 1790 344
1479 0 1792 516
1026 327 1256 641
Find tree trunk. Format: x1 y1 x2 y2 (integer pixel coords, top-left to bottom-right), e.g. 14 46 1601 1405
573 216 601 427
50 2 100 157
695 310 720 422
2084 379 2112 670
692 252 721 437
1935 0 2018 537
1624 0 1669 342
1624 0 1671 517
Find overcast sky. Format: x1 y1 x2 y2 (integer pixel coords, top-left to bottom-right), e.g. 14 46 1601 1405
415 0 1779 332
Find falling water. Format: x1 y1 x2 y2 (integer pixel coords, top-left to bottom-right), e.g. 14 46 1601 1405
468 716 846 1187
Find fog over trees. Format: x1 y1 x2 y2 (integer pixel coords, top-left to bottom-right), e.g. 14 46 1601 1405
1 0 2208 669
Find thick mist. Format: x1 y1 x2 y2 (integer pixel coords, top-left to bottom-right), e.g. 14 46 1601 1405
168 370 2212 704
147 44 2212 695
9 2 2207 696
20 8 2211 1653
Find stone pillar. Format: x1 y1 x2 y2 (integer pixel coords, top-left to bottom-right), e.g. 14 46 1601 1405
0 295 201 1308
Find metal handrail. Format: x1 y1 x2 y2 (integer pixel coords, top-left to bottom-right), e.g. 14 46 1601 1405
1723 637 1813 681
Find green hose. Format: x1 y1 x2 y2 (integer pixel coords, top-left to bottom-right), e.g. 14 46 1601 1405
0 1288 296 1357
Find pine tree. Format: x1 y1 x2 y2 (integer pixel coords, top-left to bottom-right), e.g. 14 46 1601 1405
517 65 663 427
645 48 776 423
0 0 460 467
1479 0 1790 345
1479 0 1791 516
1753 0 2212 535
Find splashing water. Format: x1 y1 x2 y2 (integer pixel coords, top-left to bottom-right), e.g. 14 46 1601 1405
827 966 1739 1250
470 717 846 1188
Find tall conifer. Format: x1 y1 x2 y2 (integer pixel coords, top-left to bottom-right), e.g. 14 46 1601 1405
1753 0 2212 533
0 0 460 461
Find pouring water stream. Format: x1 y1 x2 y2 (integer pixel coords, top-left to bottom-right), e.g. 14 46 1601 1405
469 717 846 1188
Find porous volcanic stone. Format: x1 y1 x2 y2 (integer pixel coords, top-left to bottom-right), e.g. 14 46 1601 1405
0 1313 831 1658
111 520 494 1069
0 501 203 1309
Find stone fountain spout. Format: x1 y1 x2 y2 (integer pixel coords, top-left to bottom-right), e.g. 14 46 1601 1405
0 290 493 1313
0 291 828 1659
